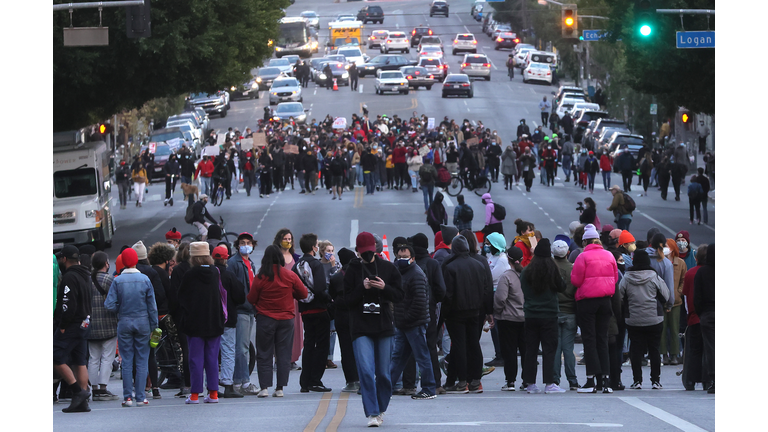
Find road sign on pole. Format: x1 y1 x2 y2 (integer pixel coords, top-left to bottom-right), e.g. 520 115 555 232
582 30 608 41
650 104 657 115
676 31 714 48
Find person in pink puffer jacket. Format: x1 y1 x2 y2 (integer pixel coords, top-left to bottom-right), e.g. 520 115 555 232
570 224 618 394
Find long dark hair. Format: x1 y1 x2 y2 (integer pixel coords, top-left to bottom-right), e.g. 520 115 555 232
273 228 295 255
460 229 478 254
258 245 285 282
91 251 109 293
524 255 561 295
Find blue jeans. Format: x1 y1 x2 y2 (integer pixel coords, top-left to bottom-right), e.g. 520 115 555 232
220 327 237 385
201 177 212 196
353 335 392 417
390 325 436 395
553 314 578 387
602 171 611 190
117 317 151 401
234 314 255 385
408 170 418 190
587 173 595 191
181 175 191 185
616 215 632 231
562 155 572 179
364 172 375 194
356 165 363 184
421 185 434 211
328 319 336 360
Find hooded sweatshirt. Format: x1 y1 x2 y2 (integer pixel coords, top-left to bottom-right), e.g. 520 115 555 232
487 253 511 291
54 264 93 330
493 268 524 322
442 236 491 317
482 193 501 226
644 247 675 309
618 269 669 327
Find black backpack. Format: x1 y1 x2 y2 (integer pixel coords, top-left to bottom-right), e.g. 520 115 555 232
622 193 636 213
459 204 474 223
185 201 195 224
492 203 506 221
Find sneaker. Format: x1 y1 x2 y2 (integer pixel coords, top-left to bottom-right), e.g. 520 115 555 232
526 384 542 394
630 381 642 390
544 383 567 393
139 398 149 406
326 360 338 369
291 362 302 370
273 389 284 397
175 387 191 398
204 394 218 403
484 358 505 367
651 381 663 390
152 388 162 399
577 379 598 393
569 383 580 391
367 416 382 427
613 382 625 391
240 383 260 395
602 378 613 394
411 391 436 400
342 382 361 393
258 389 269 398
501 382 516 391
468 380 483 393
377 412 386 424
482 366 495 376
444 382 469 394
122 398 133 407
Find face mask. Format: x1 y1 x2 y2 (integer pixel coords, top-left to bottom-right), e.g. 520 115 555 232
361 251 375 262
677 240 688 250
395 258 411 270
663 247 671 256
492 142 496 145
239 245 253 255
626 243 636 253
324 252 334 261
482 245 492 255
617 263 626 273
281 240 292 249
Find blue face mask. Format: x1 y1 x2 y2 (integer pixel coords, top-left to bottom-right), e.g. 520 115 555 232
395 258 410 270
324 252 334 261
483 244 492 255
239 245 253 255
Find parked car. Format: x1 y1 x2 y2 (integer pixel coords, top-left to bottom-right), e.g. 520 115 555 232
573 109 610 142
358 54 414 77
608 133 646 165
399 66 437 90
459 53 492 80
442 73 473 98
491 24 513 39
268 58 294 76
310 58 333 82
188 92 228 117
430 0 450 17
375 70 410 95
453 33 478 55
315 61 350 87
555 96 587 119
357 5 384 24
522 63 552 85
140 143 176 181
381 31 410 53
368 30 390 48
269 77 303 105
229 77 259 100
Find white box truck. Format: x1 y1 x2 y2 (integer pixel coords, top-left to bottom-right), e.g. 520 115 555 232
53 131 116 251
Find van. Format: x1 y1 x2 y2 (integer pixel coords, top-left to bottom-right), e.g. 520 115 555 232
53 130 116 251
524 51 557 70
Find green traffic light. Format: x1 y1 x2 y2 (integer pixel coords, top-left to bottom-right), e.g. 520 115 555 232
579 36 584 40
640 24 652 36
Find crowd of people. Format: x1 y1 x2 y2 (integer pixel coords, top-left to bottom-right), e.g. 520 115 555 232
54 210 715 426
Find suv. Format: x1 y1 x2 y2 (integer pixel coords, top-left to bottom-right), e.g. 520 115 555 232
418 36 444 52
460 53 492 80
188 92 228 117
357 5 384 24
410 26 433 47
607 133 646 164
453 33 477 54
381 31 410 53
430 1 449 17
417 57 449 80
368 30 389 48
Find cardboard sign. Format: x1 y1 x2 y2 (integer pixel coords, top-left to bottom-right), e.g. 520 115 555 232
201 146 219 158
216 134 226 146
466 137 479 147
240 138 254 151
332 117 347 129
285 144 299 154
148 142 157 154
253 134 267 148
427 117 435 130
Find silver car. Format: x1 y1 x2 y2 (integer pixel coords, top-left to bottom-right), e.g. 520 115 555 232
269 77 303 105
268 58 294 76
459 53 491 80
452 33 477 55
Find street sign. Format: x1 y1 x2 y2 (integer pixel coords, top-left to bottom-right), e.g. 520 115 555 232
676 31 714 49
650 104 657 115
582 30 608 41
63 27 109 46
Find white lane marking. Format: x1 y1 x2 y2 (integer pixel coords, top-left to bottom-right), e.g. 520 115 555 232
464 100 467 105
350 219 359 249
442 194 454 207
359 84 364 93
149 217 170 233
533 121 538 128
530 87 536 94
396 23 400 29
524 107 529 114
464 25 470 32
397 422 622 427
372 222 425 225
456 15 462 23
483 46 491 49
636 211 679 238
619 397 709 432
314 88 317 95
491 61 498 70
254 192 279 235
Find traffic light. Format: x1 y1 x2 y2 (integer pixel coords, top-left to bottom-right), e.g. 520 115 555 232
681 113 690 124
98 123 113 135
636 0 654 38
561 5 578 39
126 1 151 39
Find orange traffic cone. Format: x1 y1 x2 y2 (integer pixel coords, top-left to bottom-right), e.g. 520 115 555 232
333 78 338 91
381 235 390 261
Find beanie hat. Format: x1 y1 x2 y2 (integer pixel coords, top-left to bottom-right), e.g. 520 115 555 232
356 232 377 254
121 248 139 268
554 234 571 247
372 234 384 254
569 221 581 236
534 238 552 258
190 242 210 257
408 233 429 250
601 224 614 233
132 241 148 260
78 244 96 256
207 225 222 240
582 224 599 240
392 236 409 251
507 246 524 263
675 230 690 243
631 249 652 270
551 240 569 258
337 248 357 266
115 254 124 274
486 232 506 253
609 229 623 241
165 227 182 241
618 230 635 246
441 225 459 246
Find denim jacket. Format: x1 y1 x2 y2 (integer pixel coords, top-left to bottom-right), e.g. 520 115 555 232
104 268 158 329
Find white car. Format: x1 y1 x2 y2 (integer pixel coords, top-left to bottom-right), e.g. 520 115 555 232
515 47 535 68
334 14 356 22
268 58 294 75
381 31 410 53
569 102 601 117
336 46 368 66
418 45 444 59
375 70 410 95
556 96 587 119
269 77 303 105
452 33 477 54
300 11 319 29
522 63 552 85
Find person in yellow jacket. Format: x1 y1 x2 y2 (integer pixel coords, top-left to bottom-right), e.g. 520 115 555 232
132 164 148 207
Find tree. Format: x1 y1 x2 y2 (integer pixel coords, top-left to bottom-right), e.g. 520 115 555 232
53 0 290 131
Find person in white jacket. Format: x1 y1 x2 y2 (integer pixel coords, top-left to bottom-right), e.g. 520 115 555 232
483 232 510 368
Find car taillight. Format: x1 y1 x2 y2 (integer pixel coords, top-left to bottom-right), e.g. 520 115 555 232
514 38 520 43
428 29 433 35
412 30 416 35
547 72 551 75
387 40 391 43
440 65 446 69
407 75 413 79
428 74 434 79
454 40 458 43
462 83 470 87
497 38 503 42
461 63 468 67
366 13 369 16
483 63 490 67
472 40 477 44
421 52 427 56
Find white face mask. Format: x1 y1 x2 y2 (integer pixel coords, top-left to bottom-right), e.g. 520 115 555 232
663 247 671 256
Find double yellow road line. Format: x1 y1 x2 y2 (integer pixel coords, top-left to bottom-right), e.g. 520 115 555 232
303 392 350 432
354 185 364 208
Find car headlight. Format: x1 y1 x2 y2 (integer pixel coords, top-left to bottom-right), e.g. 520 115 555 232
319 73 327 79
275 47 283 51
271 92 278 96
256 77 262 82
272 116 281 121
251 82 258 89
231 86 237 91
342 72 349 79
365 66 374 69
292 91 297 94
298 113 307 119
85 210 100 218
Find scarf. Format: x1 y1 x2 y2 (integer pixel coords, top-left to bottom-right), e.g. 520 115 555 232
514 235 531 249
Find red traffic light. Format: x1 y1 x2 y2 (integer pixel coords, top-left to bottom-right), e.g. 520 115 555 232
681 113 690 123
99 124 107 134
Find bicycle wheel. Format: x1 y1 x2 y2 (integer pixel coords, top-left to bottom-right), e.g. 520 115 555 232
473 176 491 196
214 188 225 206
223 232 239 245
445 175 463 197
181 233 200 242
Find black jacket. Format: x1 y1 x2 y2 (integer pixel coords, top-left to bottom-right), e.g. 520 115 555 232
361 152 378 172
302 153 317 173
328 266 348 312
151 265 172 316
343 256 404 340
414 247 447 319
293 253 332 313
177 265 226 338
137 263 168 316
349 64 359 79
693 243 715 316
192 200 216 224
179 153 195 177
272 147 286 168
394 262 430 329
54 265 93 330
116 165 131 184
213 157 230 179
215 264 246 328
168 261 190 317
164 159 180 176
441 236 492 317
615 152 636 172
579 206 597 226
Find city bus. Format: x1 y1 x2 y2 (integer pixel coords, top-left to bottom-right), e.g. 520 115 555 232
275 17 314 58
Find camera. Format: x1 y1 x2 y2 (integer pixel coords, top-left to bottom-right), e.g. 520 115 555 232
363 302 381 315
576 201 584 212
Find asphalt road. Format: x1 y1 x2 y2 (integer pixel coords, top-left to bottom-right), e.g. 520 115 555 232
56 1 715 431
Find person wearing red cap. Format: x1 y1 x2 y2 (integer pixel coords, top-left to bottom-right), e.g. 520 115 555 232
104 248 158 407
165 227 182 249
344 232 404 427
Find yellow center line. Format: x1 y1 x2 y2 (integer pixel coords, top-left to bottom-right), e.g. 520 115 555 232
354 185 363 208
326 392 350 432
303 392 333 432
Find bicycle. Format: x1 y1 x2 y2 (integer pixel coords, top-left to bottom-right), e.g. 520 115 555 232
182 215 239 244
444 170 491 197
212 183 226 207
